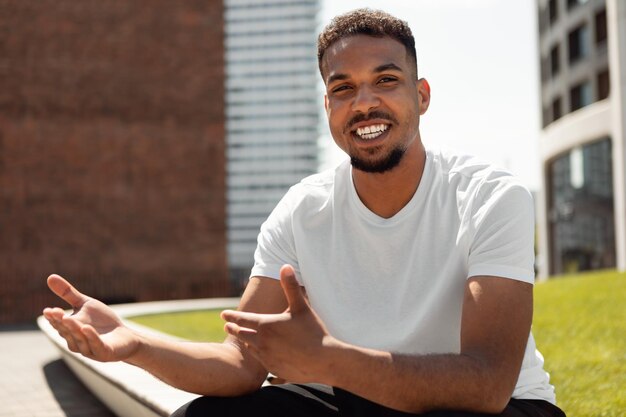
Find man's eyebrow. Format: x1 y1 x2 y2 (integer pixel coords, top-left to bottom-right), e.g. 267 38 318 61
326 73 349 85
374 63 403 73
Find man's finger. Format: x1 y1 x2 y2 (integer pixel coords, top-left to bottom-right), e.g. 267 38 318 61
82 325 109 360
224 322 258 346
221 310 265 329
279 264 308 313
62 316 93 357
47 274 89 310
43 307 66 323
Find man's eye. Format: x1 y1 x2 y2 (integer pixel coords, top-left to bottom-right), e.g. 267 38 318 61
378 77 397 84
331 85 351 93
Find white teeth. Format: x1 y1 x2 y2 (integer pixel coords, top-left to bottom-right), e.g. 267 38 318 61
356 124 388 140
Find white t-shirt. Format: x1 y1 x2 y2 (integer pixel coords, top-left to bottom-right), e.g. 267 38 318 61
251 148 556 403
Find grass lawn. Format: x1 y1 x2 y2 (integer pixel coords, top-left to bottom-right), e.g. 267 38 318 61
128 270 625 416
129 308 232 343
533 270 626 417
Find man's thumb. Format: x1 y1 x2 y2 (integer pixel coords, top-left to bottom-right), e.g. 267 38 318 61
47 274 88 309
280 264 307 313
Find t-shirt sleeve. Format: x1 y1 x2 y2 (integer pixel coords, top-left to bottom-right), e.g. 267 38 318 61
467 180 536 284
250 187 300 282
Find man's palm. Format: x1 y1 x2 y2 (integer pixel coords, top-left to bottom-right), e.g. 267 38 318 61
44 275 139 362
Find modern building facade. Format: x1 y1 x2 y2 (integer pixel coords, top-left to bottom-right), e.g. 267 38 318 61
536 0 626 277
224 0 320 287
0 1 228 324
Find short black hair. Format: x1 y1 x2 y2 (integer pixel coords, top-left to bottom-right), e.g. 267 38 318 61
317 8 418 79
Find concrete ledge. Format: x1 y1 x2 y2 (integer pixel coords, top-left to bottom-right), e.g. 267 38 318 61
37 297 240 417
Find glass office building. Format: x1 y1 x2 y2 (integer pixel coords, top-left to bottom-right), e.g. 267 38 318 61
224 0 320 288
536 0 626 277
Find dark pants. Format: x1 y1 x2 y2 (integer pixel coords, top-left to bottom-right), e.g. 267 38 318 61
171 383 566 417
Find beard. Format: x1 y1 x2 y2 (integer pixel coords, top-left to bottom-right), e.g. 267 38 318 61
344 110 406 173
350 146 406 174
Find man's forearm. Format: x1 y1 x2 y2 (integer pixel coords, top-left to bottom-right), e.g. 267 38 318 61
126 332 266 396
322 340 515 414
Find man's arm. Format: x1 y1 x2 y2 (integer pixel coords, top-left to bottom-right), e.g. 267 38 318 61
223 266 532 413
44 274 287 396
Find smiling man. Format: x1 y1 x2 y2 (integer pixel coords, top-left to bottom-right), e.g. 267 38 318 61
43 9 566 417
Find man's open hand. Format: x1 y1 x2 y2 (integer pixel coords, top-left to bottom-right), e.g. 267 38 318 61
221 265 340 384
43 275 140 362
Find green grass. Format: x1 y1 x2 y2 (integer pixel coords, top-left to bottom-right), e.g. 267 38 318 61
129 308 232 343
128 271 626 416
533 270 626 417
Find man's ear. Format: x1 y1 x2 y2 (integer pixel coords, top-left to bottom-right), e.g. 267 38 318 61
417 78 431 115
324 94 329 115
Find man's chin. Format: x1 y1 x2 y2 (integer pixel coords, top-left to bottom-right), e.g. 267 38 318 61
350 148 405 174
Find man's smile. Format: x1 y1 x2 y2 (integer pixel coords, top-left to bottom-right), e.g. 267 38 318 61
355 123 389 140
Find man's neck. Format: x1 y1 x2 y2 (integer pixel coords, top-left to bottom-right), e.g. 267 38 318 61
351 142 427 219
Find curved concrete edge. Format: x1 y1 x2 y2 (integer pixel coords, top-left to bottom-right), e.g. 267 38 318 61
37 297 240 417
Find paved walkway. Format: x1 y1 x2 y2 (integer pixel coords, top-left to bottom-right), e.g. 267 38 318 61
1 298 240 417
0 324 115 417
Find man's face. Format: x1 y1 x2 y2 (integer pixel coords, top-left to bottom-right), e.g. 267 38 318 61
322 35 428 174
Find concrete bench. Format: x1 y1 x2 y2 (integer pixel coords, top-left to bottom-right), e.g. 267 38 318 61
38 297 240 417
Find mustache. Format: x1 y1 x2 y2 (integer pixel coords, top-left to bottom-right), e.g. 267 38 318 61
345 111 399 133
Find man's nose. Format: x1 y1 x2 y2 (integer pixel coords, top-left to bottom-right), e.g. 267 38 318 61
351 85 380 113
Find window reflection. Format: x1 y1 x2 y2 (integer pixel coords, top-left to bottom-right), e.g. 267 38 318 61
548 137 616 274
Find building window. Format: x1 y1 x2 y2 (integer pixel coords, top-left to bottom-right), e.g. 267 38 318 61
568 24 589 64
547 137 615 275
550 45 560 77
567 0 589 10
570 81 592 111
595 8 607 45
597 69 610 100
552 96 562 122
549 0 559 24
543 106 551 128
569 147 584 189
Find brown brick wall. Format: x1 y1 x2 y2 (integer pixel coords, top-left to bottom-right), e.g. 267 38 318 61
0 1 228 324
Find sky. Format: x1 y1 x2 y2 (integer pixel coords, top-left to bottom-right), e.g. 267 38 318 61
317 0 542 191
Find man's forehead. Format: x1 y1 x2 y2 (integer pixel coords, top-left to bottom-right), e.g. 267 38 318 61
321 35 408 80
325 34 405 58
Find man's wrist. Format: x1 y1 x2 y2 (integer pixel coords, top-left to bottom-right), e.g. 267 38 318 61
316 335 349 386
318 338 393 391
124 329 150 366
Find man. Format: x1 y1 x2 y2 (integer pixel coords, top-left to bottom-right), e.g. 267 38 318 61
44 9 566 417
